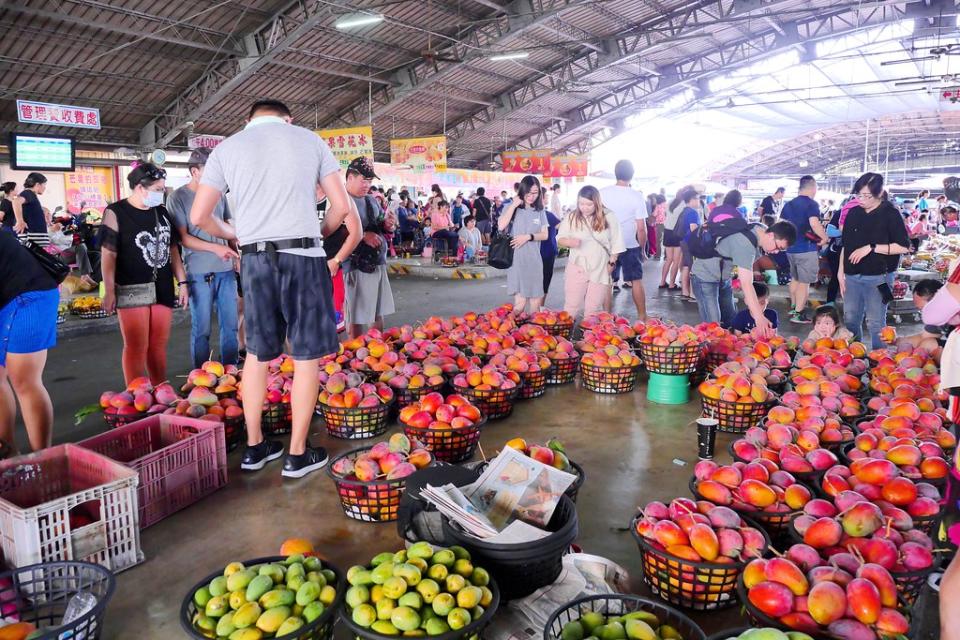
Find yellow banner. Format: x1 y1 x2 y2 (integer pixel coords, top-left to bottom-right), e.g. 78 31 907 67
390 135 447 172
316 126 374 169
63 166 114 214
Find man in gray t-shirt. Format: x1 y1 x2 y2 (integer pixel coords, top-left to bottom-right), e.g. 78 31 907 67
168 148 240 369
189 99 358 481
689 221 796 335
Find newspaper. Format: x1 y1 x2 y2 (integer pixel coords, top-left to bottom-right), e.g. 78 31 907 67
462 446 577 529
484 553 631 640
420 483 498 538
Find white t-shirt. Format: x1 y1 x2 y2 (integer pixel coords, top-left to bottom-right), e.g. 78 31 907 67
599 185 647 250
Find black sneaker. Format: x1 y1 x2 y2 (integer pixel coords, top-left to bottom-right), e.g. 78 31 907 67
790 309 813 324
612 284 621 293
282 446 329 479
240 440 284 471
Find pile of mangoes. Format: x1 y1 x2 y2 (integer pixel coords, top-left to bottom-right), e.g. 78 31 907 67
190 555 337 639
344 542 494 635
558 607 687 640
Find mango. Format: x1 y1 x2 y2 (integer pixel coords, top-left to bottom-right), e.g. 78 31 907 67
382 576 408 600
432 592 456 616
303 556 323 572
371 562 395 584
624 619 656 640
561 621 585 640
452 559 473 578
449 545 470 560
194 614 216 633
394 563 422 586
346 585 371 608
209 576 228 597
348 569 374 586
376 597 396 621
227 569 256 593
407 556 429 573
306 571 327 587
415 579 440 604
232 602 262 629
228 629 263 640
229 589 247 610
425 618 451 635
391 605 422 631
427 564 448 582
763 558 808 596
352 603 377 627
408 541 434 559
287 573 305 592
371 619 401 634
321 569 336 584
470 567 490 587
479 586 493 607
846 578 881 625
372 551 395 566
807 581 846 625
194 586 212 608
296 581 320 606
245 575 273 603
658 624 682 639
581 611 606 633
456 586 482 609
258 564 284 585
398 592 422 610
255 605 291 634
447 607 472 630
215 611 237 637
205 595 229 618
302 601 325 623
687 524 720 562
259 589 295 609
431 549 456 567
319 584 337 606
275 616 304 636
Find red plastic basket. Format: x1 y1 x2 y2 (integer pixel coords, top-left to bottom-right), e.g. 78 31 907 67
402 416 487 463
103 409 147 430
546 354 580 385
318 399 394 439
78 415 228 529
0 444 143 572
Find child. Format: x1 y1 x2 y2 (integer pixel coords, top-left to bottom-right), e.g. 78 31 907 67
807 305 854 341
730 282 779 333
458 215 482 261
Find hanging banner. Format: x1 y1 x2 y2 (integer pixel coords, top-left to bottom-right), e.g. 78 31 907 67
63 166 114 214
501 150 552 174
390 136 447 172
315 126 374 169
17 100 100 129
548 155 589 178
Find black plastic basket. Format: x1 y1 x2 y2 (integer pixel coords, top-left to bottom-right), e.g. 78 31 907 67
222 414 244 452
543 594 706 640
262 401 292 436
442 495 579 600
74 309 113 320
103 409 146 429
181 555 344 640
318 399 393 439
402 416 487 463
637 342 704 375
0 561 116 640
340 573 500 640
450 381 519 420
579 361 639 394
838 401 868 425
565 461 585 503
701 396 777 434
631 513 768 611
531 318 574 339
327 446 428 522
704 351 729 372
546 354 579 385
893 552 942 604
688 476 796 545
519 365 552 399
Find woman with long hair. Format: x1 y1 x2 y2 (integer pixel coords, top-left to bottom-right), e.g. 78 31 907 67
558 185 624 318
498 175 549 315
646 193 664 259
100 163 188 385
839 172 910 347
659 185 695 291
12 173 50 246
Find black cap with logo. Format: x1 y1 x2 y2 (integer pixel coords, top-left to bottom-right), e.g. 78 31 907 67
347 156 378 179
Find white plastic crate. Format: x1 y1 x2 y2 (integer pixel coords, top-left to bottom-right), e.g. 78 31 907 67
0 444 143 573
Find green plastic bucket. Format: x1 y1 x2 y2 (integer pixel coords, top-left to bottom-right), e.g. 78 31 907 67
647 372 690 405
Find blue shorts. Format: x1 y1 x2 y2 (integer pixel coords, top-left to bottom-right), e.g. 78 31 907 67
616 247 644 281
0 288 59 367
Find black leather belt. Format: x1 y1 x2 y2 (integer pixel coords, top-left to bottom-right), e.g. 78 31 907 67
239 237 322 255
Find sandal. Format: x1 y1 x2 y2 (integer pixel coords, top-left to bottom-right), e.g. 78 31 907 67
668 285 681 291
658 283 669 289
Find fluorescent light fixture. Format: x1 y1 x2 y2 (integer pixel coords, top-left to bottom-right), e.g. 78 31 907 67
489 51 529 61
334 12 384 29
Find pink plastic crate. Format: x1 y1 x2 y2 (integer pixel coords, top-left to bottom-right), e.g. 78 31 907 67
78 414 228 528
0 444 143 572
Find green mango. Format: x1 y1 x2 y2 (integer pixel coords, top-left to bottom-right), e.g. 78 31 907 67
255 605 291 634
624 619 656 640
275 616 304 636
623 612 659 627
227 569 257 593
320 569 336 584
258 564 285 585
658 624 682 640
391 605 422 631
372 551 396 566
204 595 229 618
232 602 262 629
446 607 471 630
296 581 320 606
228 628 263 640
398 592 422 610
352 603 377 628
345 585 371 609
215 611 237 637
392 550 408 564
376 597 397 621
415 579 440 604
469 567 490 587
407 541 434 560
302 601 325 623
209 576 228 597
430 549 456 568
371 562 396 585
371 619 401 635
425 617 450 635
303 556 323 572
194 614 216 632
319 584 337 606
193 586 212 608
259 589 295 609
283 554 305 566
598 621 626 640
245 575 273 603
305 570 327 587
580 612 606 633
449 546 470 560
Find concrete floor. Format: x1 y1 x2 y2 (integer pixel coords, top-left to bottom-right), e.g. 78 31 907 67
9 263 924 638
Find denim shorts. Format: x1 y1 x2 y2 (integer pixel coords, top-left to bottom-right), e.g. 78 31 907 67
0 288 59 367
241 252 338 361
616 247 644 281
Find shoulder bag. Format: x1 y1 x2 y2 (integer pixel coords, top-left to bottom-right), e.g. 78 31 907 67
20 239 70 284
350 195 383 274
116 208 160 308
488 222 513 270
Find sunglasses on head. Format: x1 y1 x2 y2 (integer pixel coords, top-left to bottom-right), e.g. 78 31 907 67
143 166 167 181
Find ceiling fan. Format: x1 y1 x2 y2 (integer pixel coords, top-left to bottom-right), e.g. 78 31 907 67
420 34 459 72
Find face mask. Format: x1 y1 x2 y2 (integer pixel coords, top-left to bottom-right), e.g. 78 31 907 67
143 190 164 207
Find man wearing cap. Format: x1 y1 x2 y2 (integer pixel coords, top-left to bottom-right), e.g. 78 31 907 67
189 99 355 480
168 148 240 369
344 157 395 338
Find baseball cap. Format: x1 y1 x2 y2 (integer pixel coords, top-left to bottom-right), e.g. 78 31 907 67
188 148 211 166
347 156 378 179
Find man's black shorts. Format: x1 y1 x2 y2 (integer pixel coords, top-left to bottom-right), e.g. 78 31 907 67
241 252 338 360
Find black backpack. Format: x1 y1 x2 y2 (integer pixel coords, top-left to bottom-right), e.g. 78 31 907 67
687 211 758 260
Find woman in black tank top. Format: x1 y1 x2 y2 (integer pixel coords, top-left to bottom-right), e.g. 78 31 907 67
99 163 187 385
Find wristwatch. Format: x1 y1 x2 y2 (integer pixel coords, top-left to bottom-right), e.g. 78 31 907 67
869 243 876 252
529 234 534 242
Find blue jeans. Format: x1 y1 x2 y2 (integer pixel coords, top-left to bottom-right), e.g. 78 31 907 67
843 272 894 349
691 275 735 327
188 270 239 368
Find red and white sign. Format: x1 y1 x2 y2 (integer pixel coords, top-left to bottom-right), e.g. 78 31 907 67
941 89 960 102
16 100 100 129
187 134 225 150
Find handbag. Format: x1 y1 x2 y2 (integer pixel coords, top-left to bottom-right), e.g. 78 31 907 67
349 196 383 274
20 239 70 284
116 208 160 308
487 224 513 270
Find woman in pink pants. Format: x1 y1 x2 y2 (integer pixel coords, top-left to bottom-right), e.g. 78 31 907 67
557 185 625 318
